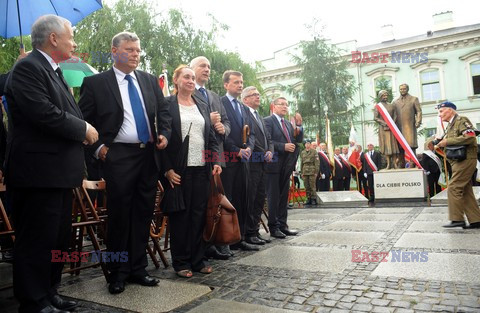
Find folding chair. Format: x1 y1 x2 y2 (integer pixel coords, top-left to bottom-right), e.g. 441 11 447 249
148 181 169 268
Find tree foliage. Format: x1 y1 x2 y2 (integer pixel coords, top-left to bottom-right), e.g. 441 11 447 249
282 25 359 145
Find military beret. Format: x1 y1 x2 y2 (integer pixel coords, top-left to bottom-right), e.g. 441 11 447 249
437 101 456 110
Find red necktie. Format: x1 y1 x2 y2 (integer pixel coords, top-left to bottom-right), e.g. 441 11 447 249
281 118 291 143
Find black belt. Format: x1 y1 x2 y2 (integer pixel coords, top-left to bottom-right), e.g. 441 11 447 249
111 142 151 149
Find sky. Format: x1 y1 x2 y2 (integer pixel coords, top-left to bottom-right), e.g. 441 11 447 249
106 0 480 64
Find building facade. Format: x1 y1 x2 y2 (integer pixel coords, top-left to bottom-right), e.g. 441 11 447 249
257 12 480 152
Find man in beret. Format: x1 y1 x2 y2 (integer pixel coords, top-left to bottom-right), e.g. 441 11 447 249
435 101 480 229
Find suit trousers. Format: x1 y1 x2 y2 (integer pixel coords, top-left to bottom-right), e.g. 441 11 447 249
343 176 351 191
266 171 290 231
222 161 248 237
246 162 266 237
317 178 330 191
448 158 480 223
103 143 157 282
367 174 375 201
168 166 208 272
333 178 343 191
12 187 72 313
427 172 441 197
358 173 368 195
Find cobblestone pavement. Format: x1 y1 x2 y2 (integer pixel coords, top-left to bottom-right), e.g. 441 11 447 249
2 203 480 312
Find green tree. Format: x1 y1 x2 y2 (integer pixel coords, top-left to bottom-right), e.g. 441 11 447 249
281 26 358 145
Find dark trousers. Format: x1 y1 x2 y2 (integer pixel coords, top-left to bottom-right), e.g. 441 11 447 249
333 178 343 191
367 174 375 201
427 172 441 197
293 176 300 189
343 176 351 191
169 166 208 272
103 143 157 282
317 177 330 191
358 173 368 195
246 162 266 237
12 187 72 313
222 162 248 237
266 171 290 231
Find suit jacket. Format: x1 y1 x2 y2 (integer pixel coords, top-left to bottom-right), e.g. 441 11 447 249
0 72 8 95
318 151 331 178
245 108 274 155
361 150 381 175
4 49 86 188
79 67 171 167
220 95 255 167
264 115 303 174
160 95 219 177
393 93 422 149
193 88 230 167
420 153 441 174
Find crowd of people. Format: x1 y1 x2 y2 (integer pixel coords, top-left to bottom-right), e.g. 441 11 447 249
0 14 479 313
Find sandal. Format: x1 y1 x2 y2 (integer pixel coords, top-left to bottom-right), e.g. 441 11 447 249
176 269 193 278
198 266 213 274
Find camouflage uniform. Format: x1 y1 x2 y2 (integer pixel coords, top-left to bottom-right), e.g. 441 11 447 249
445 115 480 223
301 149 320 204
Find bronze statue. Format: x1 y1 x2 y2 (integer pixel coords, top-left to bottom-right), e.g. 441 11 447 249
374 90 399 169
393 83 422 167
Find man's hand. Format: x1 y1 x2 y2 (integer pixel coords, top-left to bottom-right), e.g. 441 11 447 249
294 112 302 125
166 169 181 188
436 139 447 148
212 164 222 176
321 173 325 179
364 173 368 178
156 135 168 150
84 123 98 145
285 143 296 153
264 151 273 162
239 147 251 160
210 111 221 125
214 122 225 135
99 145 109 162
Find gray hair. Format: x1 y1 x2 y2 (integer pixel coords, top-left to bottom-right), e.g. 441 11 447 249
399 83 409 91
112 31 139 47
189 56 210 69
31 15 71 49
378 90 388 98
241 86 258 101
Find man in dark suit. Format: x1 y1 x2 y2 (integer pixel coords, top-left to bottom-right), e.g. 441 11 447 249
79 32 171 294
5 15 98 313
420 140 442 197
190 56 232 259
361 143 381 203
332 148 345 191
317 143 331 191
220 70 257 251
356 145 368 195
264 97 303 238
241 86 273 245
340 146 352 191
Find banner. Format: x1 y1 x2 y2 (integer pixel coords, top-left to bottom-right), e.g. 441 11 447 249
349 149 362 172
375 103 422 169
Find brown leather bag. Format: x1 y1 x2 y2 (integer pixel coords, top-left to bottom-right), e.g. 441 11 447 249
203 175 241 245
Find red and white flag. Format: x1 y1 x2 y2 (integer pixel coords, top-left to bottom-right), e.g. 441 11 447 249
375 103 423 169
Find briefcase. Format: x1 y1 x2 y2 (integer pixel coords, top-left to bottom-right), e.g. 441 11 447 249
203 175 241 245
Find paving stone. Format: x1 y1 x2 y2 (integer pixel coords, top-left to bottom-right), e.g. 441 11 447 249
351 303 373 312
289 296 307 304
431 304 457 312
324 294 342 301
339 295 356 302
283 303 314 312
385 294 404 301
390 300 412 308
440 299 461 306
322 300 337 307
355 297 371 304
335 302 354 310
364 292 383 299
330 309 349 313
371 307 395 313
460 299 480 308
413 303 433 311
371 299 390 306
394 309 414 313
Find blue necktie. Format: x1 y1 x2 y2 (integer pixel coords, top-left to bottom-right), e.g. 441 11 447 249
232 99 242 125
199 87 209 104
125 75 150 144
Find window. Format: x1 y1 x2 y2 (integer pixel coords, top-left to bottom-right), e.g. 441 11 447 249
425 127 436 140
420 69 441 101
471 62 480 95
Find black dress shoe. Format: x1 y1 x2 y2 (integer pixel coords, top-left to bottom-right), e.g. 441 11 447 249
127 275 160 286
257 234 271 243
312 199 318 205
216 244 234 257
304 199 312 205
443 221 466 228
245 236 265 245
280 228 298 236
108 281 125 294
50 295 78 311
463 222 480 229
205 246 230 260
39 305 70 313
270 229 286 238
231 241 260 251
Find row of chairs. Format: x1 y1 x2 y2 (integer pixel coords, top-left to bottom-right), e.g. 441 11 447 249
0 180 170 288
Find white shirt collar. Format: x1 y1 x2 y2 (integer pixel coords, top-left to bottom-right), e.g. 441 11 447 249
273 113 284 124
113 65 136 84
195 82 204 90
226 93 237 103
37 49 59 71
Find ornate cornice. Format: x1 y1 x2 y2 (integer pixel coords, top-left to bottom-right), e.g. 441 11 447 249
459 49 480 61
410 58 447 69
365 66 400 77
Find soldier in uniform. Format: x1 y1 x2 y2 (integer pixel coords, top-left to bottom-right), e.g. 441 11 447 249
301 142 320 205
435 101 480 229
393 83 422 167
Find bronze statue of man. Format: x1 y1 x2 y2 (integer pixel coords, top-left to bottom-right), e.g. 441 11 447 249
375 90 399 169
393 83 422 167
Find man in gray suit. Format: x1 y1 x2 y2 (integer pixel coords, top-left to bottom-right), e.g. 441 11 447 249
190 56 232 259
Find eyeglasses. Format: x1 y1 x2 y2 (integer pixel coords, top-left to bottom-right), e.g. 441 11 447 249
245 93 260 98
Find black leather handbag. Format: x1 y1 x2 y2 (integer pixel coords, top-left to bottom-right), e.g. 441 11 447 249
445 145 467 161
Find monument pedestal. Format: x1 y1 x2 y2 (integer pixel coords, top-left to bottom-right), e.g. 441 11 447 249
374 168 427 204
316 190 368 208
431 186 480 206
